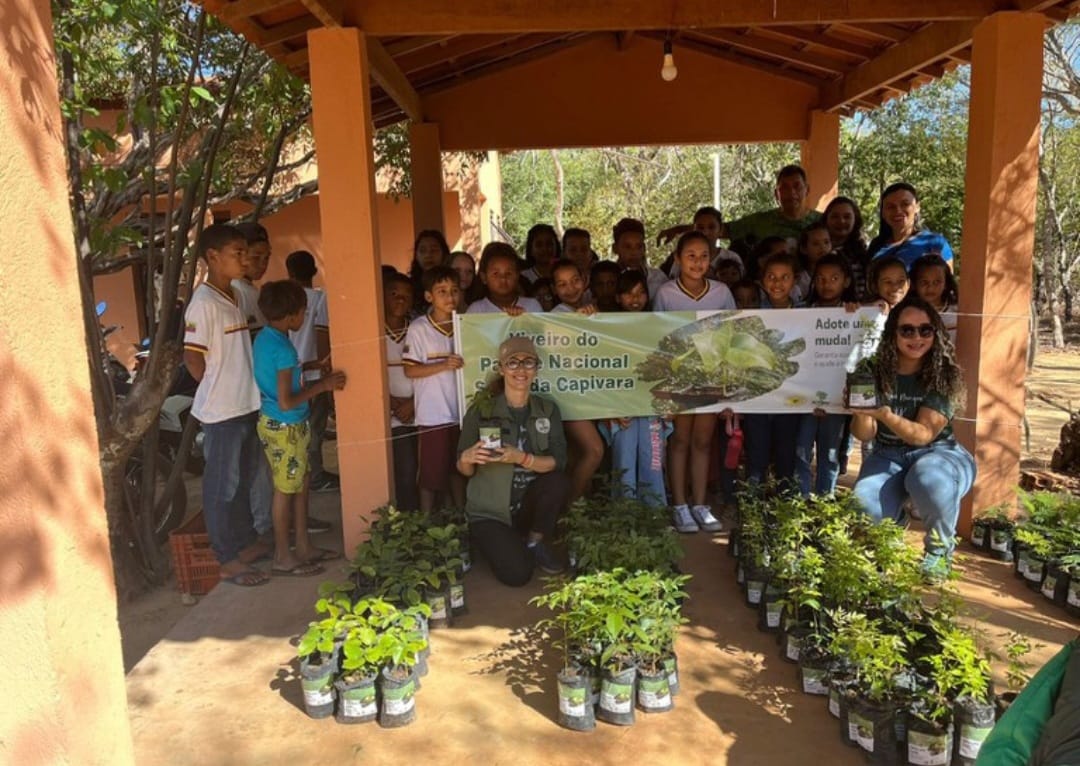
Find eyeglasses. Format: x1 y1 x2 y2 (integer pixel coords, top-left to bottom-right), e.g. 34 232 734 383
502 357 539 371
898 323 936 339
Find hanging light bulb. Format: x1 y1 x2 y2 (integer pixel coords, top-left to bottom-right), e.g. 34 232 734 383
661 39 678 82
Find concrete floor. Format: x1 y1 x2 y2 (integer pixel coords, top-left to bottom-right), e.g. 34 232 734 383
127 506 1077 766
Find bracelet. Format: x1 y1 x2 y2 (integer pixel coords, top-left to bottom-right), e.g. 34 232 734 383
520 452 535 470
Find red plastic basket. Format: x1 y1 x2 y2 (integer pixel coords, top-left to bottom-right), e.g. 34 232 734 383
169 511 221 595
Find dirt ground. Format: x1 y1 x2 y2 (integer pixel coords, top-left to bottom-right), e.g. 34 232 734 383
117 344 1080 673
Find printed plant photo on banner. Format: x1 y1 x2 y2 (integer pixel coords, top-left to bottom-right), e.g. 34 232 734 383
455 308 886 421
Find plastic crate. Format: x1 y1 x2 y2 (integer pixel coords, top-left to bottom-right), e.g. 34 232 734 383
169 511 221 595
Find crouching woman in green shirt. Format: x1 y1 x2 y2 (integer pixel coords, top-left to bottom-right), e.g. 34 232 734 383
850 295 975 579
457 336 570 586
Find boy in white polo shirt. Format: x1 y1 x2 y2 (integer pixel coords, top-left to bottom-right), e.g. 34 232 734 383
403 265 464 513
183 224 271 587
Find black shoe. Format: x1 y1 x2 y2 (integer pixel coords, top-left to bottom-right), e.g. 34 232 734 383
310 472 341 493
307 517 332 534
530 541 565 575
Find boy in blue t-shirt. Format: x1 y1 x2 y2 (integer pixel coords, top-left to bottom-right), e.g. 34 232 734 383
254 280 346 576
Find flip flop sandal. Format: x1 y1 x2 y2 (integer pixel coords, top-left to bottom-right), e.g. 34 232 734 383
305 549 342 564
223 570 270 587
271 562 325 577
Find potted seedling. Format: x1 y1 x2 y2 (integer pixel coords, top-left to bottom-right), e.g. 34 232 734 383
778 547 825 665
994 632 1039 719
334 598 428 725
845 355 879 409
981 505 1014 562
1013 526 1052 591
630 571 689 714
297 585 356 719
906 620 991 766
591 572 640 726
532 577 601 731
830 610 914 762
370 604 429 728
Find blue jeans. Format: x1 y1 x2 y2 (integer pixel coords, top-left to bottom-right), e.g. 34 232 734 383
795 413 848 496
608 417 667 508
201 412 262 564
250 449 272 536
852 439 976 563
744 413 800 489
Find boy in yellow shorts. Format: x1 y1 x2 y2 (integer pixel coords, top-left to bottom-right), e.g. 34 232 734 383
254 280 346 576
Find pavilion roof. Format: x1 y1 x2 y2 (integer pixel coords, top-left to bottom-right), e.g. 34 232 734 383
200 0 1076 126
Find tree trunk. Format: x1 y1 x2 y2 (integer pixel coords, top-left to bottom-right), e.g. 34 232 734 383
550 149 565 238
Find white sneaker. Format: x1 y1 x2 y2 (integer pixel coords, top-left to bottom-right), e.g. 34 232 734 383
691 505 723 533
672 505 699 534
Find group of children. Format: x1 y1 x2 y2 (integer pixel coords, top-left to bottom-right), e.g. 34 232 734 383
183 223 345 586
389 205 960 534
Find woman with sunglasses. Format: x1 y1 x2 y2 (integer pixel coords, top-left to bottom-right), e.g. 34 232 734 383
456 336 570 586
849 295 975 579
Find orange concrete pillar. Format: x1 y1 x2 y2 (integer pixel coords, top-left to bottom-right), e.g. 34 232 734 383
0 0 135 763
409 121 446 236
954 12 1044 531
800 110 840 212
308 27 393 551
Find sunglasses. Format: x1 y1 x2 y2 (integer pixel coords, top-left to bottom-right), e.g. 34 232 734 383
502 357 539 371
898 323 936 339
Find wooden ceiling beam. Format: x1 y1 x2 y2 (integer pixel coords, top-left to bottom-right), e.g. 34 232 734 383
367 38 424 121
763 26 880 61
415 33 594 94
349 0 1000 35
689 29 849 74
259 16 321 45
383 35 457 57
282 47 309 69
212 0 296 23
842 22 913 42
298 0 343 26
395 34 529 75
819 20 976 111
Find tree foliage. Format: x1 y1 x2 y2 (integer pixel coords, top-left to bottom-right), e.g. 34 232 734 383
55 0 316 596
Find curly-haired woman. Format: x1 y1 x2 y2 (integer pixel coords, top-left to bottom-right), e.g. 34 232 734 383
849 295 975 577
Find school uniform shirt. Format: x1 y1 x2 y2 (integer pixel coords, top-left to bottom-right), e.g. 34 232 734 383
550 303 590 314
940 303 958 346
289 286 329 383
402 314 459 427
466 296 544 314
230 278 266 332
253 326 308 423
652 278 736 312
183 282 260 424
385 323 415 429
641 266 670 303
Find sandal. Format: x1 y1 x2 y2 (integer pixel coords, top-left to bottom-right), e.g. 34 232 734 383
271 561 325 577
222 569 270 587
304 548 342 564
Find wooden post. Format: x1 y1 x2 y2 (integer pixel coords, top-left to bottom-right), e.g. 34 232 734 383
954 12 1045 531
409 121 446 236
308 27 393 549
800 110 840 212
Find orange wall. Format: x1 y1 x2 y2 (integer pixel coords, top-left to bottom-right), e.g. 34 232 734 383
0 0 135 763
94 268 144 368
424 35 819 150
260 190 463 283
